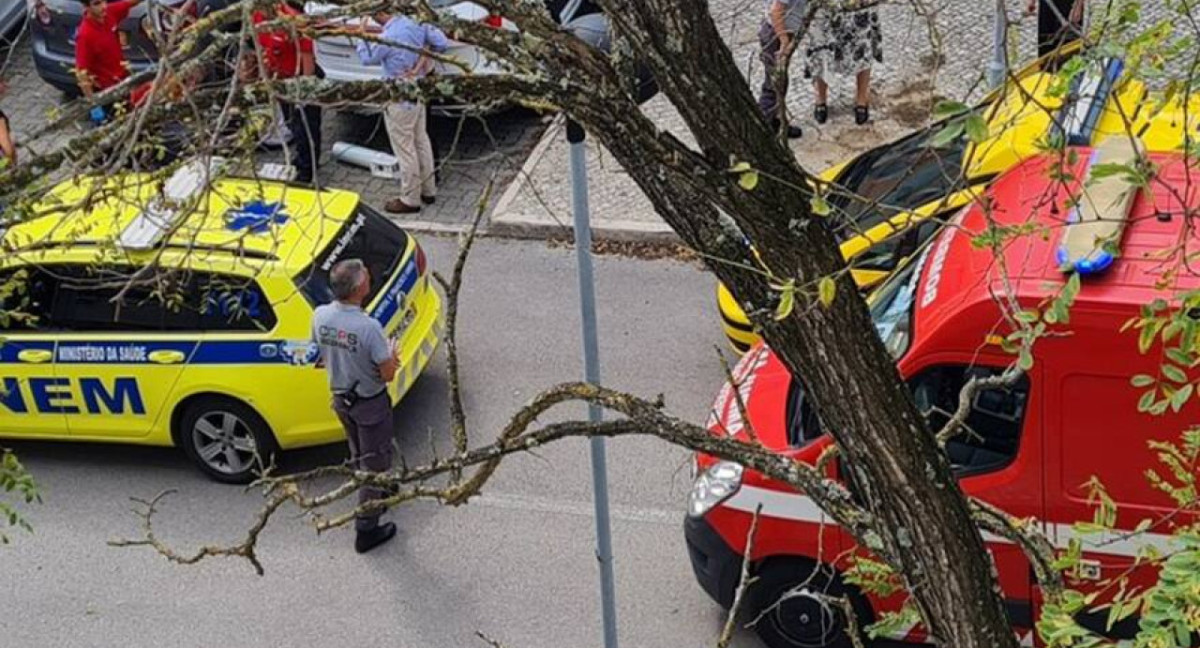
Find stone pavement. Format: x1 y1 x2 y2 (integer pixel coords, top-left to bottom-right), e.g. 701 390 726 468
0 29 548 234
491 0 1192 241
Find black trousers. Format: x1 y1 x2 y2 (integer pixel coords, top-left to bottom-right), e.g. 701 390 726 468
279 100 322 182
1037 0 1082 58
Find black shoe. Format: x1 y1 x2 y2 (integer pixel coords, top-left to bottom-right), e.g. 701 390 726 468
854 105 870 125
421 194 436 205
355 522 396 554
814 104 828 124
770 120 803 139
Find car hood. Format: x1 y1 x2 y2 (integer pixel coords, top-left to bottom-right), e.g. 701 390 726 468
707 344 792 452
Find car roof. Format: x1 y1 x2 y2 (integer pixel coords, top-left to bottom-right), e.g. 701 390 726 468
1 172 361 277
912 148 1200 353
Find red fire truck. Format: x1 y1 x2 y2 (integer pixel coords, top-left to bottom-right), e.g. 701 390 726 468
685 141 1200 647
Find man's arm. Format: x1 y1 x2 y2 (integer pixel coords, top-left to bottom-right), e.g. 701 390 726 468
355 21 390 66
424 23 449 53
75 43 95 100
0 118 17 166
1070 0 1085 23
769 0 790 52
108 0 137 23
366 323 398 383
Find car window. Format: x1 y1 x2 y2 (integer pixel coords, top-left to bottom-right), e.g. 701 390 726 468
46 265 276 333
829 117 974 241
851 214 947 274
293 204 410 307
0 267 58 331
909 366 1030 476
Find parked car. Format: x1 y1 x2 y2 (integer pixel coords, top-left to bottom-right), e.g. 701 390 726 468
0 157 443 483
309 0 604 116
0 0 26 48
28 0 231 96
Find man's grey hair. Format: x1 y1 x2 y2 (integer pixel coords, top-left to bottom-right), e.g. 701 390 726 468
330 259 368 301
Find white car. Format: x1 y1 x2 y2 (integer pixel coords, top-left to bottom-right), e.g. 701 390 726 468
306 1 518 116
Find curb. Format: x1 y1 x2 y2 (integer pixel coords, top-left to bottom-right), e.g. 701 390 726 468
488 114 681 244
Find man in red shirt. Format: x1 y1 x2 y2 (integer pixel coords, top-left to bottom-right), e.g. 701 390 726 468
252 1 322 185
75 0 146 122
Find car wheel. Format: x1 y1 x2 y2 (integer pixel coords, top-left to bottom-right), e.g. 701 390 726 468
749 559 872 648
178 397 278 484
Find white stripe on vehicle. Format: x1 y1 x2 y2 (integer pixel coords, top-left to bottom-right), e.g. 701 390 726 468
718 488 1178 560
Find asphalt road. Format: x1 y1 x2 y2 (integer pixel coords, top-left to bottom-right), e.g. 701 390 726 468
1 236 764 648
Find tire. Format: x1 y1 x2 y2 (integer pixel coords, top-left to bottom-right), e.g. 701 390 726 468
177 396 278 484
749 559 873 648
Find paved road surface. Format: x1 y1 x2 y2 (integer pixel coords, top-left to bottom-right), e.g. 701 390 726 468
1 237 767 648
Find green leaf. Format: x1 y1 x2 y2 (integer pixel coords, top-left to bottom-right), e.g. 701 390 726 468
730 161 751 173
1131 374 1156 388
1138 388 1158 413
1017 348 1034 371
1161 364 1188 384
1015 310 1040 324
775 282 796 321
738 170 759 191
932 100 970 118
1169 383 1194 412
818 276 836 308
810 192 831 216
930 121 965 148
964 114 989 143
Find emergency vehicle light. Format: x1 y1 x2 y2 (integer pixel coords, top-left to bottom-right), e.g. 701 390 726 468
1056 137 1143 277
1054 57 1124 147
118 157 228 250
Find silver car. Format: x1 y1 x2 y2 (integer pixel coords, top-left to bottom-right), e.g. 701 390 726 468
307 0 517 116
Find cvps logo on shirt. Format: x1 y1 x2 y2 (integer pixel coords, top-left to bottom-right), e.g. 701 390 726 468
318 325 359 353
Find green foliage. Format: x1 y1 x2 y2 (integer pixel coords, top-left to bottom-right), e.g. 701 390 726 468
1124 290 1200 415
1039 428 1200 648
0 449 39 544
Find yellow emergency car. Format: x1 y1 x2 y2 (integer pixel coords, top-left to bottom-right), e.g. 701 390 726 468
0 158 443 482
718 51 1199 352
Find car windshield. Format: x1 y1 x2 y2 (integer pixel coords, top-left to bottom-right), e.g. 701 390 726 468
829 114 976 241
868 245 929 359
293 204 409 307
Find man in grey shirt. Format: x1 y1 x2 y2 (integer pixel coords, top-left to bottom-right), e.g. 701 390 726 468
312 258 399 553
758 0 805 138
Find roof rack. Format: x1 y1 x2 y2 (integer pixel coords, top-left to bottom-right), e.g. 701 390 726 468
1056 136 1145 276
118 156 228 250
1053 57 1124 147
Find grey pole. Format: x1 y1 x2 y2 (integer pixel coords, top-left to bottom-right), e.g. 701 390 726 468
567 118 620 648
988 0 1007 88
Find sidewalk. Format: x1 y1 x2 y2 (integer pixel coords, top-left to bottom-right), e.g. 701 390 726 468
489 0 1176 242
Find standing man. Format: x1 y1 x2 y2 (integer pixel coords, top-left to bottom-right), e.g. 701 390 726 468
75 0 146 125
312 259 399 554
355 10 447 214
757 0 805 139
1028 0 1087 58
253 1 323 185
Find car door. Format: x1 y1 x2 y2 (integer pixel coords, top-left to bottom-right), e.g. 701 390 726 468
52 265 195 440
0 266 68 437
908 361 1043 634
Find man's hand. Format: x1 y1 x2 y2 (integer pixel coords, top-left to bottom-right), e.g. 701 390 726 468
1069 0 1085 23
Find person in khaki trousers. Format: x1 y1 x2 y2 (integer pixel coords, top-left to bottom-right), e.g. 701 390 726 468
356 10 448 213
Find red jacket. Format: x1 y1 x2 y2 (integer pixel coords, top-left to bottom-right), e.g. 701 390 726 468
75 0 134 91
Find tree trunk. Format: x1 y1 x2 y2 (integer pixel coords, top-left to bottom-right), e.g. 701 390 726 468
548 1 1020 645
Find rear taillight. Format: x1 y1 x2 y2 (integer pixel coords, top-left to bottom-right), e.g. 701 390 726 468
31 0 51 25
414 244 427 276
482 13 502 28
